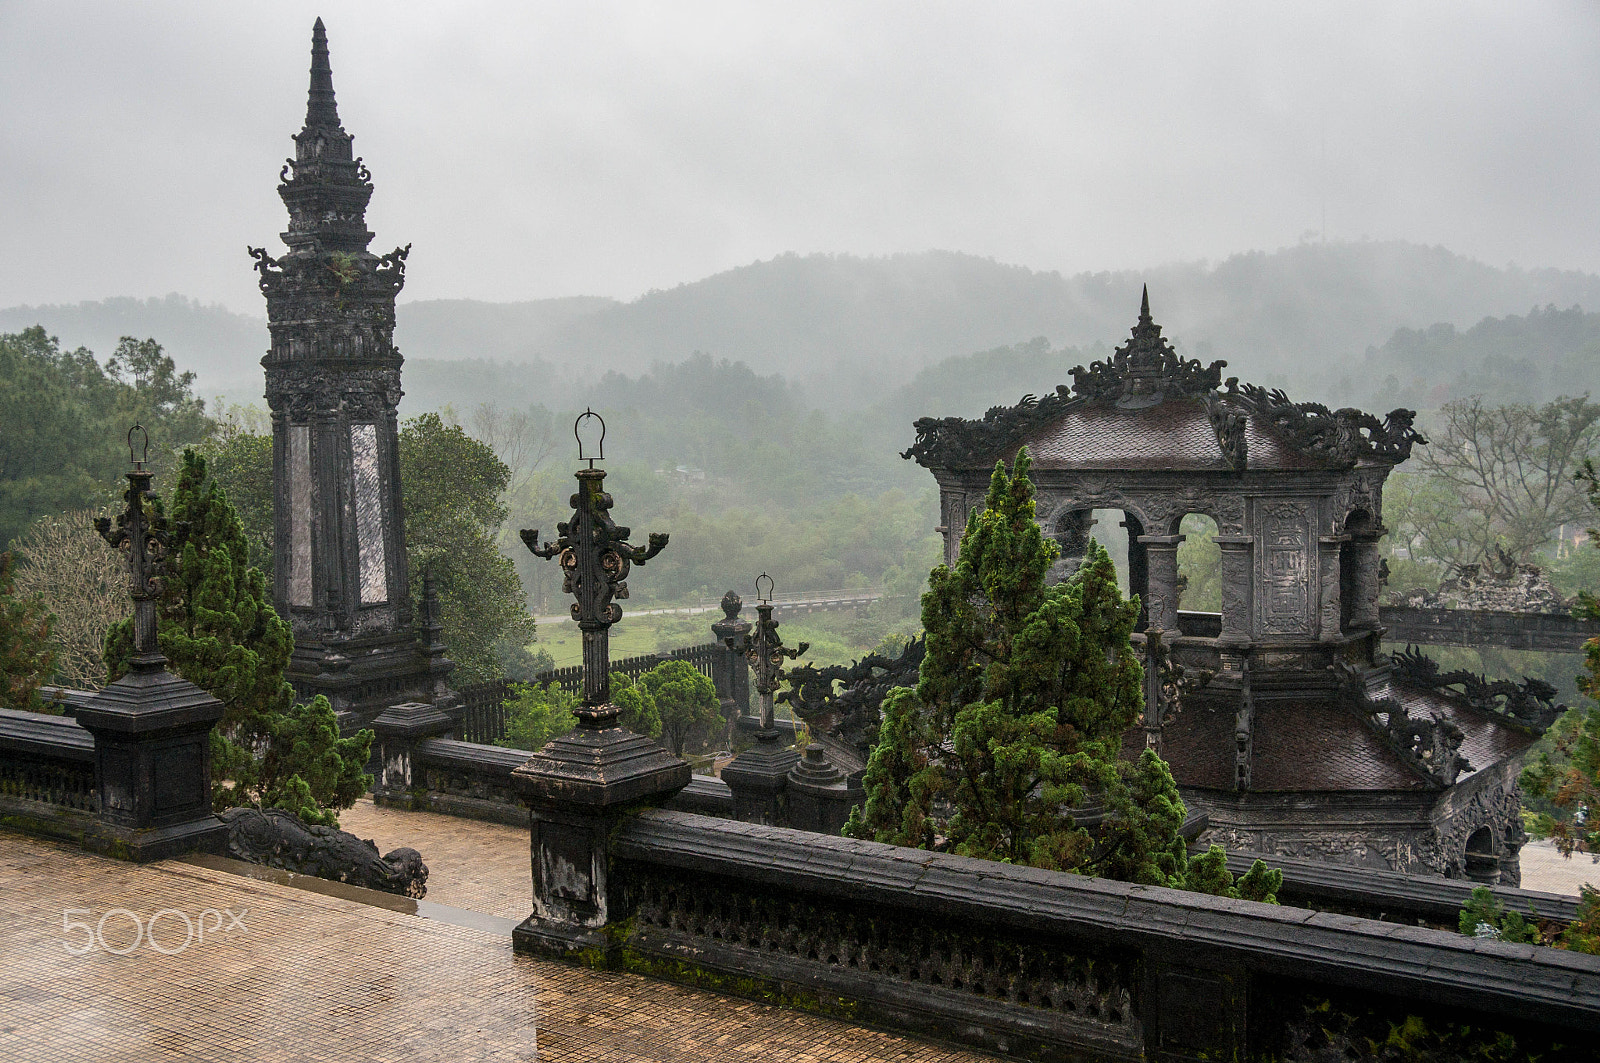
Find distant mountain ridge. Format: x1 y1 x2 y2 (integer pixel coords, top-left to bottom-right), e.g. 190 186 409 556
7 242 1600 408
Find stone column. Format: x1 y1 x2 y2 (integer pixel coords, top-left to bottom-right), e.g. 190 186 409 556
1138 534 1184 634
1346 527 1386 631
1213 535 1254 647
1317 535 1347 641
721 599 804 825
370 701 455 810
1048 510 1096 584
709 591 752 727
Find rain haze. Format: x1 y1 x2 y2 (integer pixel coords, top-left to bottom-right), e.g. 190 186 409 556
4 1 1599 314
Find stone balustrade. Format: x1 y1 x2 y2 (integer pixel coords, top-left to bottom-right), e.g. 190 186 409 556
543 807 1600 1061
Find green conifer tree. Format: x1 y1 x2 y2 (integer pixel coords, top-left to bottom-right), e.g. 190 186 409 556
105 449 371 826
847 451 1278 900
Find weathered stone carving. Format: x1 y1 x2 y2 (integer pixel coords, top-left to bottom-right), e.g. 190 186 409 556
1205 391 1248 471
1390 645 1563 732
779 637 927 760
626 861 1141 1039
1392 546 1572 615
220 806 428 898
903 288 1424 472
254 21 437 724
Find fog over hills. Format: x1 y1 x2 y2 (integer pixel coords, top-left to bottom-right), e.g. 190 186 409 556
7 241 1600 415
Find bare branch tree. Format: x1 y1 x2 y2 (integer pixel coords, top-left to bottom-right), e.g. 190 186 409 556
1404 395 1600 566
12 509 130 689
468 402 558 498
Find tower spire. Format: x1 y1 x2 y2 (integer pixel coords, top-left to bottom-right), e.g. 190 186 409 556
1139 284 1151 326
305 18 341 130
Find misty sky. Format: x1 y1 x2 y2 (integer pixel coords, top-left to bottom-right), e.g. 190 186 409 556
3 2 1598 315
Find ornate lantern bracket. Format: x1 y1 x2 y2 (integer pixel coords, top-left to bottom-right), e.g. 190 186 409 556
520 415 668 726
94 424 171 670
724 573 809 736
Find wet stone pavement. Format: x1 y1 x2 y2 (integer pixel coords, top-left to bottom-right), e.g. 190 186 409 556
0 811 992 1063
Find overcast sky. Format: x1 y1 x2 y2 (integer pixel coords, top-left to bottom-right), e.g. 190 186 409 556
3 2 1598 315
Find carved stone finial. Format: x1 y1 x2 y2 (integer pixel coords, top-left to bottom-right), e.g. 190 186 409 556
306 18 341 131
521 467 667 725
94 445 170 670
720 590 743 620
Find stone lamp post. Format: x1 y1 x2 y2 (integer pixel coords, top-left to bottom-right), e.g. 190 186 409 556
509 410 689 958
77 426 227 860
721 574 809 824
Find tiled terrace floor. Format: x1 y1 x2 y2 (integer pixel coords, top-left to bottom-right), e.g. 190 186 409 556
0 827 992 1062
338 798 530 919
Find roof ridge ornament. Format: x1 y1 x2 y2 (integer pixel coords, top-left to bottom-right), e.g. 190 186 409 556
1069 287 1228 408
900 289 1427 471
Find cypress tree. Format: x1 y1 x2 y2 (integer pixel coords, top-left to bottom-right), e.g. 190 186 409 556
848 450 1278 900
106 449 371 826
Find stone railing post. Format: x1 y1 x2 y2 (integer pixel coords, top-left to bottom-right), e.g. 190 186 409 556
721 579 808 826
1213 534 1254 647
79 427 227 861
784 744 863 835
370 701 456 809
511 417 689 960
1138 534 1184 634
1318 535 1347 641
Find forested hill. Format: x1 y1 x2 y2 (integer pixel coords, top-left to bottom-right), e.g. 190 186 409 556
0 295 264 399
529 243 1600 396
7 241 1600 409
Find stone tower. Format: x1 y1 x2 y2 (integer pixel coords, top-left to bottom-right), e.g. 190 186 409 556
250 20 436 727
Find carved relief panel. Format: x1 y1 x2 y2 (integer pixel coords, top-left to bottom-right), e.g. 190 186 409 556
1256 501 1313 637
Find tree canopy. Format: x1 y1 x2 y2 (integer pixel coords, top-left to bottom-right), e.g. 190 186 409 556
0 328 212 550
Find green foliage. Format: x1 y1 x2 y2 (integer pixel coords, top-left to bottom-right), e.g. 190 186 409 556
1557 886 1600 954
609 671 661 739
0 328 212 549
0 551 55 711
847 451 1278 899
1520 457 1600 861
639 660 720 756
1458 886 1543 944
201 422 274 579
400 412 537 684
104 449 370 826
1175 513 1221 612
1403 395 1600 568
497 680 579 752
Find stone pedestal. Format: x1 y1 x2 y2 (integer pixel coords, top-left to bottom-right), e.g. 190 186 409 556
784 743 863 835
721 731 799 825
74 657 227 862
509 720 689 960
370 701 456 808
